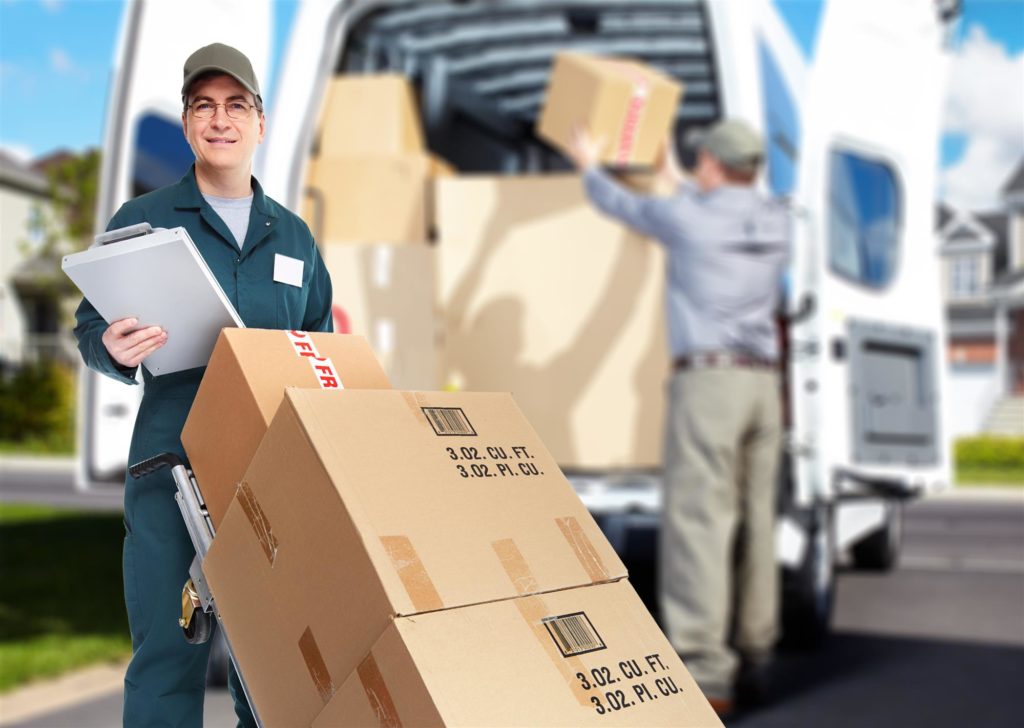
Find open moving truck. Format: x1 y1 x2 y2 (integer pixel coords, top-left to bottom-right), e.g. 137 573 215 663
82 0 956 644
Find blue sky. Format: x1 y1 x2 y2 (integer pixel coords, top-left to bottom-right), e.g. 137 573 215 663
0 0 300 160
1 0 1022 206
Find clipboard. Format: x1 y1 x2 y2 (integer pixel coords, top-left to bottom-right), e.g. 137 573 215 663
63 225 244 375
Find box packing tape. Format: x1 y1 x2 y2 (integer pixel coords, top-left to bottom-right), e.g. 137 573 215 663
612 62 652 165
492 537 593 707
358 652 403 728
380 535 445 612
285 330 345 389
555 516 610 583
238 482 278 567
299 626 337 704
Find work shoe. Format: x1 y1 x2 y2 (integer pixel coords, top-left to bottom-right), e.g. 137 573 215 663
736 657 774 708
705 694 735 720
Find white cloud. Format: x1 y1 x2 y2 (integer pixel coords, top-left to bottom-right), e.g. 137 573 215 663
0 142 35 164
49 47 72 74
41 0 63 13
941 25 1024 210
942 136 1021 211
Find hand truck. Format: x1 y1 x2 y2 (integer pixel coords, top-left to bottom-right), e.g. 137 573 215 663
128 453 264 728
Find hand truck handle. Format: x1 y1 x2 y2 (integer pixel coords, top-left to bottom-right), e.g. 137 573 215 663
129 452 185 479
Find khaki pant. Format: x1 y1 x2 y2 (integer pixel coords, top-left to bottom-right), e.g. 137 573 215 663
660 368 782 697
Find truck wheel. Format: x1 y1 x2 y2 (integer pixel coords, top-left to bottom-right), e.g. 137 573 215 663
851 500 902 572
782 505 835 647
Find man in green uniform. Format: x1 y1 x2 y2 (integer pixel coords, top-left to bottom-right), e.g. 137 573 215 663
74 43 333 727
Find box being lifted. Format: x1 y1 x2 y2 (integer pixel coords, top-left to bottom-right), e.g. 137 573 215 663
538 52 683 167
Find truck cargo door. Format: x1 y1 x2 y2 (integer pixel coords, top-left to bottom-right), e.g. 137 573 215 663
79 0 271 488
786 0 952 505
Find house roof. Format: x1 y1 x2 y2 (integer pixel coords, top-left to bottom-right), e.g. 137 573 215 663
1001 158 1024 196
936 202 955 230
0 150 49 198
31 149 77 177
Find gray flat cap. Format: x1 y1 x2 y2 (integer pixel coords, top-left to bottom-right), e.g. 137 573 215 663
182 43 261 104
687 119 764 169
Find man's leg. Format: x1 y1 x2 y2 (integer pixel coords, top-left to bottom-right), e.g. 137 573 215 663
735 371 782 664
227 657 258 727
122 469 211 728
660 369 743 698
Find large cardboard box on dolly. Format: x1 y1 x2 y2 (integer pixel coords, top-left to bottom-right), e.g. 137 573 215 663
324 243 439 390
537 52 683 167
180 329 391 529
314 578 722 727
436 174 669 470
202 388 630 728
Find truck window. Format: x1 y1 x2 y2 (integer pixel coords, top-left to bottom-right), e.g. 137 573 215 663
828 150 901 288
132 113 193 197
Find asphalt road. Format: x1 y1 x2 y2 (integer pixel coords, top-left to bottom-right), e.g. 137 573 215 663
2 461 1023 727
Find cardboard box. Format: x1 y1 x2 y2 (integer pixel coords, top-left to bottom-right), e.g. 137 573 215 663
427 153 456 240
303 155 430 244
324 243 438 390
436 174 669 469
537 52 683 167
180 329 391 528
317 74 424 158
314 579 721 727
203 388 627 727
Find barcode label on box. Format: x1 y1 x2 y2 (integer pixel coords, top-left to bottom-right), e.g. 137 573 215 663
543 611 606 657
422 407 477 436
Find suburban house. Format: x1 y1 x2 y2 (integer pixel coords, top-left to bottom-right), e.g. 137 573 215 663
0 151 75 369
939 158 1024 437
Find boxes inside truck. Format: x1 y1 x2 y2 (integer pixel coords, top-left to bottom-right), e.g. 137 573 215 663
299 4 709 471
436 174 669 469
323 242 439 390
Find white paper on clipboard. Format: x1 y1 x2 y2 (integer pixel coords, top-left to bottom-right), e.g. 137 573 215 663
62 226 244 375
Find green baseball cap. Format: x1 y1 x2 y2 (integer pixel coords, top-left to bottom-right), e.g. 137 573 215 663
181 43 262 106
687 119 763 170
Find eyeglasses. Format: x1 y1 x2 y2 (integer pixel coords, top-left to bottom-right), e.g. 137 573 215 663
188 100 259 120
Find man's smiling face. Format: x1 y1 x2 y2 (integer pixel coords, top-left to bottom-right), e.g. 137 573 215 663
182 74 265 176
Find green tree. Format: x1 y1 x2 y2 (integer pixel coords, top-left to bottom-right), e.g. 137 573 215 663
16 149 102 321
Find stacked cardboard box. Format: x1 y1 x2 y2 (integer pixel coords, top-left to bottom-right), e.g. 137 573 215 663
195 381 718 726
303 74 431 244
303 74 449 390
181 329 391 528
315 579 715 727
538 51 684 167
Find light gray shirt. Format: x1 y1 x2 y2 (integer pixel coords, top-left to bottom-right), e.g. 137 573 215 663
583 167 790 360
203 192 254 249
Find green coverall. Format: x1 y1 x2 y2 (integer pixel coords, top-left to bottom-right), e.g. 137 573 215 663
74 166 333 727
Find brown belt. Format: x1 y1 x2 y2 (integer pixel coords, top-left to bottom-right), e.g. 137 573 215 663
674 352 779 371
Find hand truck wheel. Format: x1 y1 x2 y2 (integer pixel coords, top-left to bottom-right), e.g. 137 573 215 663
178 578 212 644
182 607 213 644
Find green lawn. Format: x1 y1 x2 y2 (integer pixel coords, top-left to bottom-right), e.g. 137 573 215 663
0 503 131 693
956 466 1024 487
